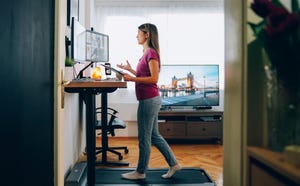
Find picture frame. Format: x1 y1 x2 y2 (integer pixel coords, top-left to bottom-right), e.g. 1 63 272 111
67 0 79 26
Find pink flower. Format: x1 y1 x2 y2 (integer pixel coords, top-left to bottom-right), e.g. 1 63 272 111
265 8 299 37
248 0 300 90
251 0 276 18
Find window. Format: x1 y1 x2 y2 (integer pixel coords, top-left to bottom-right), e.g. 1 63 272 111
94 1 224 101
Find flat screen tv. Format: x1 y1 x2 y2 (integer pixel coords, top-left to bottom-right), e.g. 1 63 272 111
86 30 109 62
71 17 86 63
158 64 219 110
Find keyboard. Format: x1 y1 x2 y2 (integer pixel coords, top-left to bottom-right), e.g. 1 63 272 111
71 77 121 82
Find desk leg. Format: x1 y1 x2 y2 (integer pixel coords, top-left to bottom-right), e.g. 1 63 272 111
101 92 108 162
95 92 129 166
85 94 96 186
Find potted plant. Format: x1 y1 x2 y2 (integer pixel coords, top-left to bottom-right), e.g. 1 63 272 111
248 0 300 152
65 57 75 80
65 57 75 67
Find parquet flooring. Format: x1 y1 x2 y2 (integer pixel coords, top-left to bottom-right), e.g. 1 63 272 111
79 137 223 186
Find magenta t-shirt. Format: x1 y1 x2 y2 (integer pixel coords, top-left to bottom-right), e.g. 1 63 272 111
135 48 160 100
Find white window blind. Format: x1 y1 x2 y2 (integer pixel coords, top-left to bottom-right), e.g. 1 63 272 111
94 0 224 92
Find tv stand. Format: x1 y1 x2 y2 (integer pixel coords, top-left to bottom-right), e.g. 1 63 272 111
158 110 223 144
160 106 213 111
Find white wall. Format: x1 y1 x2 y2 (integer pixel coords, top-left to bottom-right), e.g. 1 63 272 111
63 0 90 178
63 93 86 173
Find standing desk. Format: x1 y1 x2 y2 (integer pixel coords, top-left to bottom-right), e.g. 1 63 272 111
64 79 128 186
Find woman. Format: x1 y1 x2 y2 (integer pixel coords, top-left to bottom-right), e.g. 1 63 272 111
117 23 181 180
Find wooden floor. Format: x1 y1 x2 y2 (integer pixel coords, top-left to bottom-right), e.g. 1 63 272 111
79 137 223 186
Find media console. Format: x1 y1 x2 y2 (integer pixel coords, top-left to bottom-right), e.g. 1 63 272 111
158 109 223 144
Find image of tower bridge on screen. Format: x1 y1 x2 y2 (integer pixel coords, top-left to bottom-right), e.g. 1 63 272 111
158 65 219 107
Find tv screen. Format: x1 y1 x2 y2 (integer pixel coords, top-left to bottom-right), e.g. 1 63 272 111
158 64 219 109
71 17 86 63
86 30 109 62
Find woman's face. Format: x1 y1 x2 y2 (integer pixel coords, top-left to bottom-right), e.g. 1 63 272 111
136 29 148 45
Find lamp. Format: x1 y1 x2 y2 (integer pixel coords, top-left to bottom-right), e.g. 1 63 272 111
91 66 102 79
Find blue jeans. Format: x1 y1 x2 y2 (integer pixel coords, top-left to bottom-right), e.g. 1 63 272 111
136 96 177 173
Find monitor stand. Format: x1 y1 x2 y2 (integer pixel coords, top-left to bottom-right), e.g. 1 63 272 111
76 61 95 79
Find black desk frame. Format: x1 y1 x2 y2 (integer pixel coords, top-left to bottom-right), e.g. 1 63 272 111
65 81 128 186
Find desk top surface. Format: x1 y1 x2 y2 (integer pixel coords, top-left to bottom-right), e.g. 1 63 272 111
64 78 127 89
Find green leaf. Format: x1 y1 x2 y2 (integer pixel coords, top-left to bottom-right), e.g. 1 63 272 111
291 0 300 13
272 0 286 8
291 0 300 46
247 21 266 37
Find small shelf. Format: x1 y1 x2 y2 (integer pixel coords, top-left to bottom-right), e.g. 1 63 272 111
247 146 300 185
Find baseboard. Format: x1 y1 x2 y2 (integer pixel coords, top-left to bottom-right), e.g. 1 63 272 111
65 162 87 186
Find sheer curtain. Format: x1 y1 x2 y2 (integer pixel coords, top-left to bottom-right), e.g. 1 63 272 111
93 0 224 104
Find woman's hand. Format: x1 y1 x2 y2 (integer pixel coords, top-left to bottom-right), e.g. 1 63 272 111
123 73 134 81
117 60 132 71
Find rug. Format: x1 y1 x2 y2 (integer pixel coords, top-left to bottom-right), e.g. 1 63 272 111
95 167 216 185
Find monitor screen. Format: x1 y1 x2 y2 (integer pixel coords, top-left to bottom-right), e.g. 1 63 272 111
86 30 109 62
71 17 86 63
158 64 219 109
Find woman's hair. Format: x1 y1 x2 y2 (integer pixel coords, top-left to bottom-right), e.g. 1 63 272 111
138 23 160 58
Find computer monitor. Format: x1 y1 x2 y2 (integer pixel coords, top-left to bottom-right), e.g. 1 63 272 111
86 30 109 62
71 17 86 63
